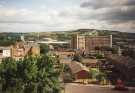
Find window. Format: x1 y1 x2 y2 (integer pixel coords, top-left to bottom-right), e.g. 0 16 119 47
0 50 3 53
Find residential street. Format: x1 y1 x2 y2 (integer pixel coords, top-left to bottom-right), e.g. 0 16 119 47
64 83 135 93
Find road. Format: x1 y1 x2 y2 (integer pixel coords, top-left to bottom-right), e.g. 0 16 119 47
64 83 135 93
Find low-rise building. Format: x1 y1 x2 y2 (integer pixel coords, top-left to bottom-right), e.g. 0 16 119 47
0 47 11 61
0 42 40 61
69 61 89 79
12 42 40 60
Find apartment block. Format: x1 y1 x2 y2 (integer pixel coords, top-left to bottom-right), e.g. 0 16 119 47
71 35 85 50
71 34 112 52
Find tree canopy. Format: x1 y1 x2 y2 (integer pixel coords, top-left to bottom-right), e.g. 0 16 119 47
40 44 50 54
0 55 61 93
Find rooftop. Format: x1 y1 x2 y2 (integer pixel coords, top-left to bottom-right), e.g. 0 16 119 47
69 61 89 74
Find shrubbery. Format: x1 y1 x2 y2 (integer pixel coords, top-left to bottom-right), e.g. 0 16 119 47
95 54 104 59
89 68 107 85
40 44 50 54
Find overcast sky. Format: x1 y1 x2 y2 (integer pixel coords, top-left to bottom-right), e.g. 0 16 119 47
0 0 134 32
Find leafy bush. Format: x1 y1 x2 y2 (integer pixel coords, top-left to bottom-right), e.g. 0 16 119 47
95 54 104 59
89 68 107 84
40 44 49 54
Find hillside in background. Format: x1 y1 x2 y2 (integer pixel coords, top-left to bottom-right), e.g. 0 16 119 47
52 29 135 47
0 29 135 47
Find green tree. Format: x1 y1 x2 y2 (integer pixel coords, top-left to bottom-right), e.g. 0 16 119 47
89 68 107 84
0 34 21 46
95 54 104 59
40 44 49 54
0 55 61 93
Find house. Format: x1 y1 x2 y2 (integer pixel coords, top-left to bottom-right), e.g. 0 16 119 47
0 47 11 61
69 61 89 79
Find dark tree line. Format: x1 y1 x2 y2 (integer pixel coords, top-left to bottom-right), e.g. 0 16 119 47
0 35 21 46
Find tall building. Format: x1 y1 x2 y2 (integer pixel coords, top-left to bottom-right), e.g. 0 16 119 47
71 34 112 52
71 35 85 50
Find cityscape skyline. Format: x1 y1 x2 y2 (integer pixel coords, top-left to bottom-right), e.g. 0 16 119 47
0 0 134 32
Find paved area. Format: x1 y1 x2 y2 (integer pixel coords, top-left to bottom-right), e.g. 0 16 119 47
64 83 135 93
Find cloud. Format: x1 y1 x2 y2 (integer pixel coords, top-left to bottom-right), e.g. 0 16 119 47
0 7 89 32
86 6 135 23
0 0 134 32
80 0 135 9
0 6 94 32
80 0 135 32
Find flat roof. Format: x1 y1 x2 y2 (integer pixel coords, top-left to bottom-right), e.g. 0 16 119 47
37 41 69 44
0 47 11 50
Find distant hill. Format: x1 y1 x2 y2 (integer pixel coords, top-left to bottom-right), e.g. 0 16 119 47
52 29 135 48
0 29 135 47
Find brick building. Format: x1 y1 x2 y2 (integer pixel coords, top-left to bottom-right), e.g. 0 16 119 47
71 34 112 52
12 42 40 60
0 42 40 61
71 35 85 50
69 61 89 79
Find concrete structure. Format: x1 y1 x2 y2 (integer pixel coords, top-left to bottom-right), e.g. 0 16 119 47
37 41 69 44
37 38 69 44
71 34 112 52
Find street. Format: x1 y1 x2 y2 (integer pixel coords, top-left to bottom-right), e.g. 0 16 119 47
64 83 135 93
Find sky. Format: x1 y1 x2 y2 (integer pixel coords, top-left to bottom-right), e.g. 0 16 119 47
0 0 135 32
